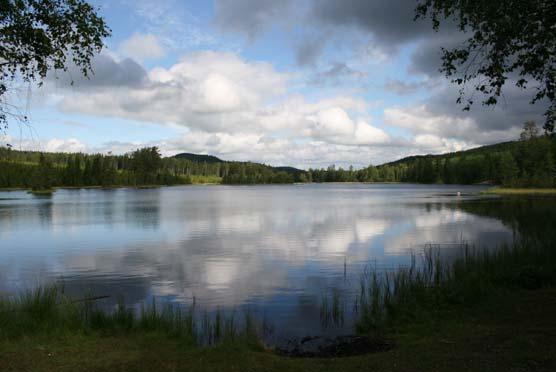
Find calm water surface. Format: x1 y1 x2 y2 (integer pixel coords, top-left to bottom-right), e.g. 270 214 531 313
0 184 514 341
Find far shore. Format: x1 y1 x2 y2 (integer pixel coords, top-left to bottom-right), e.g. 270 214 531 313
0 183 218 192
482 187 556 195
4 184 556 195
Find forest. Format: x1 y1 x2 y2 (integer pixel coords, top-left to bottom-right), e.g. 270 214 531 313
0 147 300 190
1 126 555 190
308 130 556 188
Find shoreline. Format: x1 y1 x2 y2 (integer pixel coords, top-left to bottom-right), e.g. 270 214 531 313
0 183 217 192
2 238 555 370
482 187 556 195
4 183 556 193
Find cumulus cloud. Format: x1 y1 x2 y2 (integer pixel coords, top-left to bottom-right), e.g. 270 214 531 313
308 107 389 146
3 135 88 153
52 51 393 155
93 132 401 169
45 138 88 153
57 51 286 132
119 33 166 61
404 28 546 141
43 48 528 167
36 0 546 169
49 53 148 89
412 134 468 154
384 104 521 147
211 0 547 134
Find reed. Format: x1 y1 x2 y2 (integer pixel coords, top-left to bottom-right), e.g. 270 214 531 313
320 289 345 328
0 287 259 347
355 236 556 334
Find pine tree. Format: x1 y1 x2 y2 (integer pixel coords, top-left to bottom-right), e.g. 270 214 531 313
32 154 54 191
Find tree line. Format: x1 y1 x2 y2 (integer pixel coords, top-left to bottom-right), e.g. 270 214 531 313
308 126 556 188
2 124 555 190
0 147 184 190
0 147 301 190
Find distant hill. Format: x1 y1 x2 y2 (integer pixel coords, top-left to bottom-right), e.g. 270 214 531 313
274 166 306 176
373 136 556 186
381 141 519 167
308 134 555 187
3 136 554 187
173 153 223 163
172 152 306 174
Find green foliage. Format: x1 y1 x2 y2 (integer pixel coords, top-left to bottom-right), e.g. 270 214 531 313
130 147 162 185
221 162 294 184
0 285 259 347
174 153 223 163
0 0 110 130
309 135 556 187
3 135 554 189
0 146 303 188
415 0 556 132
357 197 556 335
356 235 556 335
320 289 345 329
31 153 54 190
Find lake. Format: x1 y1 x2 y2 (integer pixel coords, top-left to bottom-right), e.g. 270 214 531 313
0 184 520 342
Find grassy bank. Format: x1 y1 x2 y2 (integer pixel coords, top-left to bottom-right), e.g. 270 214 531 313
190 175 223 184
483 187 556 195
354 237 556 336
1 288 555 371
0 287 260 347
2 236 556 371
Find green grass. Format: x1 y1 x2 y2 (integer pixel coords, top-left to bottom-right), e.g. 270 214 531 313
355 237 556 336
190 175 223 184
0 287 259 349
1 288 555 371
319 289 345 328
2 236 556 371
483 187 556 195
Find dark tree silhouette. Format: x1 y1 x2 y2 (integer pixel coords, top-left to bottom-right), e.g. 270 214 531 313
1 0 110 130
416 0 556 132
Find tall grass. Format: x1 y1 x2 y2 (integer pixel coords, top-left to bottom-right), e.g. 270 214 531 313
0 287 259 346
355 236 556 334
320 289 345 328
3 236 555 344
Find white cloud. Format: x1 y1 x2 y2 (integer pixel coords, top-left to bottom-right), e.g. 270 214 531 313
38 48 528 168
89 131 404 169
59 51 287 133
45 138 88 153
384 104 521 151
384 105 475 136
3 136 88 153
312 107 356 138
413 134 468 154
197 73 242 112
307 107 390 145
55 51 394 155
119 33 165 61
354 121 390 145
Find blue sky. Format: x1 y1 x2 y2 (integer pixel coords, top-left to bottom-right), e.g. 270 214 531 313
3 0 545 169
